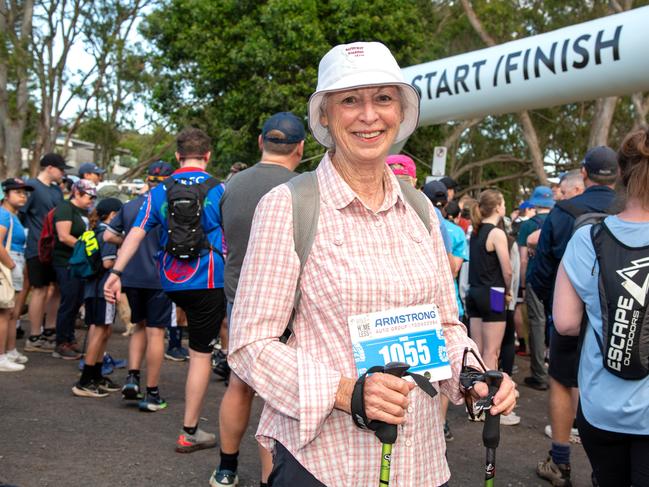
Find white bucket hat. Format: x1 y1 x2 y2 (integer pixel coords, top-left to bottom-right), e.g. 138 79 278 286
308 41 420 148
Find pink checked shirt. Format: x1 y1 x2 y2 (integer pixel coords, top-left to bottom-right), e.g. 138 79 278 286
229 154 478 487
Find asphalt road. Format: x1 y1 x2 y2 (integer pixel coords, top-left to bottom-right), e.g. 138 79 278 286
1 324 594 487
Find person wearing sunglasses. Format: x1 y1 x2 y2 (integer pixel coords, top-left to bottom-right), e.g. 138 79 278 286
51 178 97 360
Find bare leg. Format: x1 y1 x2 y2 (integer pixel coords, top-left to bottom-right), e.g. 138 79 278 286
85 325 106 365
219 316 229 353
259 443 273 483
480 321 506 370
0 309 10 354
44 284 60 330
27 286 47 336
97 326 113 360
469 317 484 355
145 327 165 388
129 322 147 370
183 349 211 427
219 373 255 453
549 378 577 445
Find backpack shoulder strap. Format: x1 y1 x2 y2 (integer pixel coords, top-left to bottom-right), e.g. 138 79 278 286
397 179 431 233
202 177 220 191
163 177 176 191
287 172 320 276
283 172 320 339
579 222 606 356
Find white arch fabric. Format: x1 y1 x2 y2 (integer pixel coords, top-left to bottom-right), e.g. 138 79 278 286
401 6 649 126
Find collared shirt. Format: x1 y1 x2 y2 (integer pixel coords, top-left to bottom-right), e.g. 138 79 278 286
229 154 478 487
530 185 615 305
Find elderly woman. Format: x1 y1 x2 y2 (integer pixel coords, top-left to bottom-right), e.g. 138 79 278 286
228 42 516 487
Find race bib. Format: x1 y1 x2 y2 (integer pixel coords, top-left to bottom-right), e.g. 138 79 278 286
348 304 452 382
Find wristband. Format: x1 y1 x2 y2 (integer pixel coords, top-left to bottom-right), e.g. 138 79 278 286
351 371 370 430
110 269 123 277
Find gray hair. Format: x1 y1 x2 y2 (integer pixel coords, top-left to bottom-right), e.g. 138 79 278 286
560 169 585 191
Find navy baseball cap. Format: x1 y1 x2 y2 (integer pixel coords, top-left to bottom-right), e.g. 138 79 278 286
422 181 448 208
582 146 618 177
95 197 123 218
262 112 306 144
78 162 106 176
40 153 72 170
440 176 458 190
147 161 174 177
2 177 34 192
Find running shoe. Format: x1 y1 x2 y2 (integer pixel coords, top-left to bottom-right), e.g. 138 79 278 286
211 349 230 381
6 349 28 364
97 376 120 393
52 343 82 360
500 411 521 426
544 424 581 444
121 373 142 400
443 421 454 442
537 452 572 486
175 428 217 453
165 347 188 362
104 353 126 369
72 381 109 398
138 393 168 412
24 336 53 353
209 469 239 487
0 355 25 372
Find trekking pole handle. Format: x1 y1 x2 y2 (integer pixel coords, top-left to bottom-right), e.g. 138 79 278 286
482 370 503 449
374 362 410 444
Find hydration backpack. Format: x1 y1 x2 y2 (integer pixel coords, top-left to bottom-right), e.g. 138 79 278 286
69 229 102 279
38 208 56 264
164 177 220 260
591 221 649 380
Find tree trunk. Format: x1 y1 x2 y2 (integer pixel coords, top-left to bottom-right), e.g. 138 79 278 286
631 92 649 130
588 96 618 148
461 0 547 185
519 111 548 184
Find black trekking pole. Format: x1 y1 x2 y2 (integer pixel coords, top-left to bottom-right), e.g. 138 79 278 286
373 362 411 487
482 370 503 487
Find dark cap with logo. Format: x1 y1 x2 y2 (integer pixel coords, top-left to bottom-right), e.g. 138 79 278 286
147 161 174 177
422 180 448 208
439 176 458 190
582 146 618 177
262 112 306 144
2 177 34 192
40 153 72 170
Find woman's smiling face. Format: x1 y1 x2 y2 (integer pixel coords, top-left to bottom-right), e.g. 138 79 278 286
321 86 403 166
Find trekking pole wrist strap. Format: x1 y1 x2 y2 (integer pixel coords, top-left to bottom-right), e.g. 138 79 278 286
350 365 438 431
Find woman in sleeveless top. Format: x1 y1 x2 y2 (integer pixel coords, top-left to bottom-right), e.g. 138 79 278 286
466 190 512 370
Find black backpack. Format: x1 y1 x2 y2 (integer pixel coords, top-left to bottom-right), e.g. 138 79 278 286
591 221 649 380
164 177 220 260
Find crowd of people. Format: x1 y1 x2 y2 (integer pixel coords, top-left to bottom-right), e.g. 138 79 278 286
1 41 647 487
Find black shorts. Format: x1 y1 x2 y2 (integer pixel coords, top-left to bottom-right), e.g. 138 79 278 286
26 256 57 287
84 297 116 326
166 288 225 353
466 286 506 322
548 327 579 388
124 287 173 328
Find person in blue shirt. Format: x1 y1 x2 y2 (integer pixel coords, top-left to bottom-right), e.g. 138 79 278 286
105 161 178 412
554 128 649 487
104 128 225 453
0 178 33 372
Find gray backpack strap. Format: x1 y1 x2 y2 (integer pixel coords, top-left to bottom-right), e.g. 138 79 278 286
397 179 431 233
283 172 320 339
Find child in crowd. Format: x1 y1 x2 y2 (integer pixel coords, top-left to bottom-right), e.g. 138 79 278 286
0 179 34 372
72 198 123 397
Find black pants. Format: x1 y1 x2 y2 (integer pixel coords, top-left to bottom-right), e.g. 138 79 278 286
577 405 649 487
268 442 450 487
54 265 84 345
